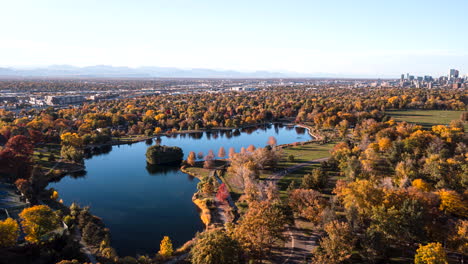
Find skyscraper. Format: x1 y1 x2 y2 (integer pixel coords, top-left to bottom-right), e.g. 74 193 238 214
449 69 459 80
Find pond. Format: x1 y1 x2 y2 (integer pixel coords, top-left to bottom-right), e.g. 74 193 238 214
49 124 312 256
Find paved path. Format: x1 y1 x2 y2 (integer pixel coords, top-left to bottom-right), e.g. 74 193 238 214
267 157 329 182
74 229 97 264
266 157 329 263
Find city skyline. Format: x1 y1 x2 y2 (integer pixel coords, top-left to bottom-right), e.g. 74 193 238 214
1 0 468 77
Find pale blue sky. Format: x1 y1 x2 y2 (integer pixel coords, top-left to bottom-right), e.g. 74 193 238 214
1 0 467 76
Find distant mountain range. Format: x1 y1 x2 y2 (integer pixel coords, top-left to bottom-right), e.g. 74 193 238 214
0 65 390 79
0 65 301 78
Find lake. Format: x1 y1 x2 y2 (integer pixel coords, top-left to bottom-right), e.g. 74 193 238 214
49 124 311 256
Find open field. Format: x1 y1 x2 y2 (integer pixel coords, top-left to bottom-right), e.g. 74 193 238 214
386 110 467 130
277 142 335 169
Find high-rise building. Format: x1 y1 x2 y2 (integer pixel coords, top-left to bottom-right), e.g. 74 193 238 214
401 74 404 81
449 69 459 79
424 75 432 82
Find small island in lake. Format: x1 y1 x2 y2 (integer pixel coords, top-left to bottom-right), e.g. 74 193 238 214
146 145 184 165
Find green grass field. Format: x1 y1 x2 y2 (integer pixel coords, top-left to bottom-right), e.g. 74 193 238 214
33 143 61 170
278 142 335 168
386 110 467 130
265 142 336 198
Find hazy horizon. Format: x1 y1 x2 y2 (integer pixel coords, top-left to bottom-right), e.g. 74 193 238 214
2 0 468 77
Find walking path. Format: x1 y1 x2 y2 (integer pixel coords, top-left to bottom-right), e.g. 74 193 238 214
267 157 329 182
266 157 329 264
74 229 97 264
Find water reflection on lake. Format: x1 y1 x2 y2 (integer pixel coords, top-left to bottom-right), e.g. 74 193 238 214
49 124 311 256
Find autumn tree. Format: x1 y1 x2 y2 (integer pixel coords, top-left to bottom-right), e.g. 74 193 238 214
447 220 467 258
5 135 34 159
334 179 385 218
158 236 173 257
233 200 287 261
197 176 216 195
288 189 327 225
218 147 226 158
61 145 84 163
216 183 229 203
60 132 83 147
15 178 32 198
267 136 277 146
437 189 468 218
204 150 215 169
187 151 196 166
312 220 356 264
414 243 448 264
190 229 241 264
247 144 256 152
19 205 60 244
228 147 236 159
0 218 19 247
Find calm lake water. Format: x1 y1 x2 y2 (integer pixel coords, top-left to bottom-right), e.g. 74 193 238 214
49 124 311 256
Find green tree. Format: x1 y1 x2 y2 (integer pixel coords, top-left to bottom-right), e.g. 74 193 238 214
370 199 426 243
190 229 241 264
60 145 84 163
301 167 328 189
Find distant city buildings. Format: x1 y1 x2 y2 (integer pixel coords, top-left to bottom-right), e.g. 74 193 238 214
399 68 467 89
45 95 85 106
449 69 459 80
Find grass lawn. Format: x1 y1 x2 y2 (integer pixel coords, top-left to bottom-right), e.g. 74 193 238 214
277 164 320 197
186 142 336 201
33 143 61 171
183 160 227 179
386 110 467 130
276 142 335 168
266 142 336 198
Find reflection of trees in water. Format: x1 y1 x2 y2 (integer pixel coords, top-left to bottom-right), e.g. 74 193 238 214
224 130 232 139
233 129 241 137
145 139 153 145
188 132 203 140
84 145 113 159
155 137 162 145
285 125 294 131
186 174 195 181
145 164 181 175
206 132 211 140
295 127 306 134
69 170 87 179
241 124 271 134
241 127 255 134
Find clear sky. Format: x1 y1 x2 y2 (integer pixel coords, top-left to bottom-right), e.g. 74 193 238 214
1 0 467 77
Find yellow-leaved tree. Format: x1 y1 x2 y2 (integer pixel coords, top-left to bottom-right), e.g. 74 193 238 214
0 218 19 247
19 205 61 244
414 242 448 264
412 179 432 192
158 236 173 257
437 189 468 218
60 132 83 147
